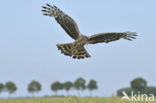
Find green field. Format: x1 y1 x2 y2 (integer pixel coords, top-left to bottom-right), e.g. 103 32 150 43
0 97 155 103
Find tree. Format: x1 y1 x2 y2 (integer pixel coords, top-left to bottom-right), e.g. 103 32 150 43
27 80 41 95
5 81 17 96
131 77 147 92
63 81 73 96
74 77 86 97
0 83 4 94
51 81 63 96
87 79 98 97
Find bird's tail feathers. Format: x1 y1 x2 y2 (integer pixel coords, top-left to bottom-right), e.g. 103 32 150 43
57 43 91 59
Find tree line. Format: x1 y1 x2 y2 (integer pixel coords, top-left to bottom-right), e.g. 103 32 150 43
117 77 156 96
0 77 98 97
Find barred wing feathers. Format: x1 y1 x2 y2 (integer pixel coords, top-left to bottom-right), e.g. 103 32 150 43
88 32 137 44
42 4 80 40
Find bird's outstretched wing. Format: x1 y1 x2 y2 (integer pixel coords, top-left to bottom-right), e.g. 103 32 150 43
42 3 80 40
88 32 137 44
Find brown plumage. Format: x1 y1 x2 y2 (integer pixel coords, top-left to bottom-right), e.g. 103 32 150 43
42 3 137 59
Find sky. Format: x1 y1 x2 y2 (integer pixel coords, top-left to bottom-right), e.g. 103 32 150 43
0 0 156 97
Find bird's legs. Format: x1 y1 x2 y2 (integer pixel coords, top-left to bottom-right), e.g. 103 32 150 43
70 43 81 55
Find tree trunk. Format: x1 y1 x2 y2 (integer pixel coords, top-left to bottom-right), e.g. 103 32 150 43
55 91 57 96
66 91 69 96
90 91 93 97
78 90 80 97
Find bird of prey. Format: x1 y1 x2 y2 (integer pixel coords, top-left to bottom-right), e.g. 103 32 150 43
42 3 137 59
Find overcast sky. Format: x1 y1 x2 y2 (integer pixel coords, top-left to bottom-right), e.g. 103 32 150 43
0 0 156 97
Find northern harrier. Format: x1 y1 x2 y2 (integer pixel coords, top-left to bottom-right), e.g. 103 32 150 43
42 3 137 59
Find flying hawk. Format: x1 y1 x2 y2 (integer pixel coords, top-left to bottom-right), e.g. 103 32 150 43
42 3 137 59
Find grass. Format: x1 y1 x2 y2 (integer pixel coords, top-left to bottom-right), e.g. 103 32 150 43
0 97 155 103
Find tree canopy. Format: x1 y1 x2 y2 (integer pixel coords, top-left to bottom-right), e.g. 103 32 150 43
51 81 63 95
87 79 98 97
0 83 4 93
87 79 98 91
27 80 41 94
131 77 147 91
5 81 17 94
64 81 73 91
74 77 86 91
